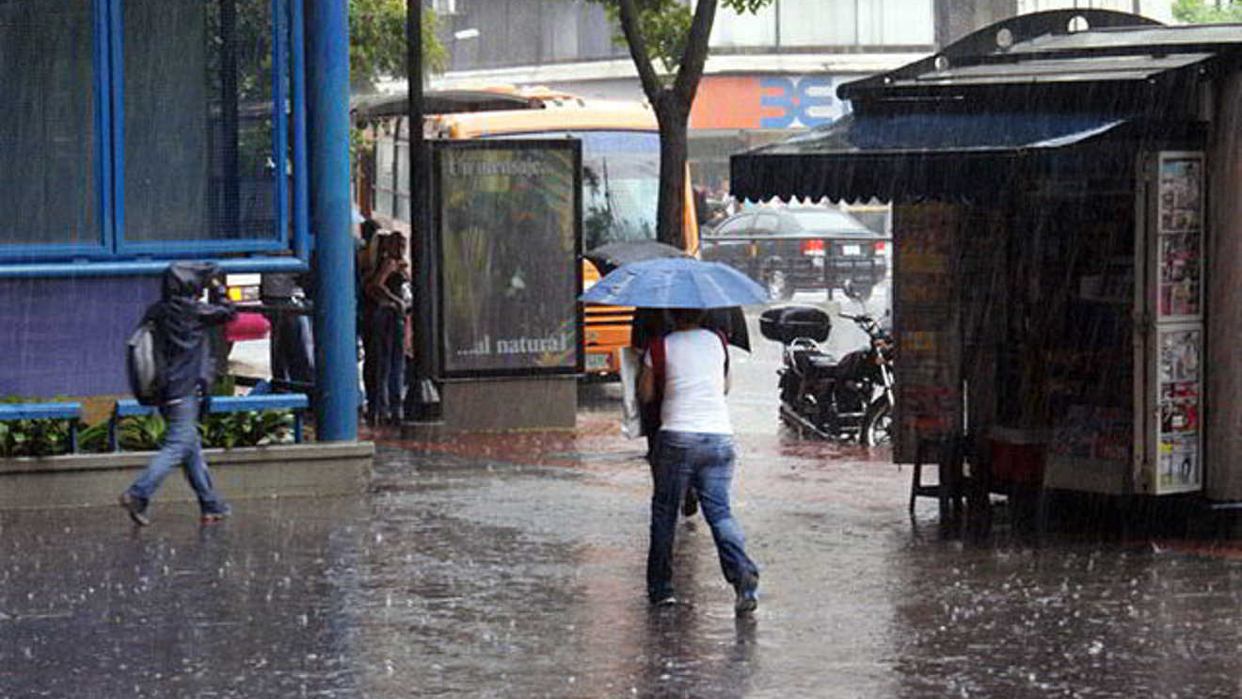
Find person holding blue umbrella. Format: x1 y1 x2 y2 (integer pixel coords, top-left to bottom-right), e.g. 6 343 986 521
582 258 766 613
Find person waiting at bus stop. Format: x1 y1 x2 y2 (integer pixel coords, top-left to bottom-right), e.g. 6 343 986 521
638 307 760 613
119 262 237 526
364 231 411 425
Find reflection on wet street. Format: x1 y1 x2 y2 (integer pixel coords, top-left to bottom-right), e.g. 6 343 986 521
4 442 1239 698
2 298 1240 698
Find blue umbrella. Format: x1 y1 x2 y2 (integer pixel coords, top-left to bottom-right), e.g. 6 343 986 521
580 257 768 309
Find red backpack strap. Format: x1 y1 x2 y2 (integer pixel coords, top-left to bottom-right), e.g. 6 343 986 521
648 335 666 392
715 329 730 378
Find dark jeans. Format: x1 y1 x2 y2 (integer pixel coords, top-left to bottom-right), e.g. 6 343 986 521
368 305 405 421
126 397 227 515
647 430 759 602
270 307 314 386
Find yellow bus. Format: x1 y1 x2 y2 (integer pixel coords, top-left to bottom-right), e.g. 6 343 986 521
355 86 699 378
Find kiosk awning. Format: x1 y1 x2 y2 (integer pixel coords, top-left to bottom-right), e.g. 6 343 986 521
729 111 1129 203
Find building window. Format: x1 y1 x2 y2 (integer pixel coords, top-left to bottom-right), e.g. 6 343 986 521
375 135 397 219
0 0 296 262
859 0 934 46
711 0 934 50
711 2 778 48
0 0 98 249
779 0 859 46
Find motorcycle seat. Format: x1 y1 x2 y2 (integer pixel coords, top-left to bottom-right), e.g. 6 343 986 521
792 350 839 376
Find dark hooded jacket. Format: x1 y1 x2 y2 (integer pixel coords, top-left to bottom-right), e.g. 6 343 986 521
143 262 237 402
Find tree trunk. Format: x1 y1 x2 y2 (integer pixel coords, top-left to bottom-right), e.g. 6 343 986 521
655 102 689 250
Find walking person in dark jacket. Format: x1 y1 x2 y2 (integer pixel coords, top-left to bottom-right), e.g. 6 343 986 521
119 262 237 526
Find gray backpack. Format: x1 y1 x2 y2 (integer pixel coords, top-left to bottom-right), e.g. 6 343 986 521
126 319 165 405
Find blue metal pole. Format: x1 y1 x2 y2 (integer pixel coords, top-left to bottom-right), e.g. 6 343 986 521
306 0 357 441
291 0 310 261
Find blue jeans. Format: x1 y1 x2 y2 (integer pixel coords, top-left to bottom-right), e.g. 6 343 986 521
647 430 759 602
126 397 227 515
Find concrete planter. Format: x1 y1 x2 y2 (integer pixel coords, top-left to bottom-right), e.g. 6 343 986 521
0 442 373 510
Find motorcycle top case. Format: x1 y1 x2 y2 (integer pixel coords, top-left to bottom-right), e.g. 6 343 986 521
759 306 832 344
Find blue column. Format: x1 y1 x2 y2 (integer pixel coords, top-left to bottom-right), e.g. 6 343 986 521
306 0 357 441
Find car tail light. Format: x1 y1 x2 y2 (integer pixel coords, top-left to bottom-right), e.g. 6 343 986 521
800 239 826 256
874 241 888 254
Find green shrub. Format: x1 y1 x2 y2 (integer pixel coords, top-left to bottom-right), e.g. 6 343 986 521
116 408 295 450
0 395 79 457
1 394 297 456
200 409 295 448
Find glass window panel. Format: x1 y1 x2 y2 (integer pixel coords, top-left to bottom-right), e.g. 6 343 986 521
123 0 278 242
396 144 410 196
1019 0 1132 12
389 141 410 221
859 0 933 45
710 4 776 48
881 0 933 44
541 3 579 62
396 193 411 223
577 4 622 61
375 138 396 218
779 0 858 46
0 0 97 246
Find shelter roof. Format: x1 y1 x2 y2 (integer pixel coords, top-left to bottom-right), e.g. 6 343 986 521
841 10 1242 103
352 89 544 120
731 10 1239 203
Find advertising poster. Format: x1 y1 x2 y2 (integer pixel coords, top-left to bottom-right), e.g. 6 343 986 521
1156 154 1204 320
435 142 582 378
1148 151 1205 494
1155 326 1202 493
891 203 962 462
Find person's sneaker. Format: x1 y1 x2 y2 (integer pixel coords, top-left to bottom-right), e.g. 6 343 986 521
200 504 232 525
735 578 759 614
651 594 677 607
118 493 149 527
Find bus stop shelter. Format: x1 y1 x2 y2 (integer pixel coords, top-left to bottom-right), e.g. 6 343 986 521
0 0 359 441
731 10 1242 507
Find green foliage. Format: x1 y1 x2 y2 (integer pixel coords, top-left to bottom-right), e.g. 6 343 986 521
1172 0 1242 23
351 0 447 89
593 0 773 75
116 409 296 451
0 392 295 457
0 396 78 458
213 0 447 100
0 419 77 458
200 410 296 449
77 421 110 454
118 414 168 452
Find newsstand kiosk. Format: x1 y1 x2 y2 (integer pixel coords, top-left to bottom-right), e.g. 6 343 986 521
731 10 1242 513
885 147 1207 499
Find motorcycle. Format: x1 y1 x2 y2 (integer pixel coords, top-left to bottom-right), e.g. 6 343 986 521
759 305 895 446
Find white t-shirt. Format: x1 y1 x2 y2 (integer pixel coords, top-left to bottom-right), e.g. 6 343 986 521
645 328 731 435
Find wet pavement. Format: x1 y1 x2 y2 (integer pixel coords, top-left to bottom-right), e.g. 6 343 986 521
3 294 1241 698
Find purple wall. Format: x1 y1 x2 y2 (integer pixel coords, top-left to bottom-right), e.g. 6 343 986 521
0 277 161 397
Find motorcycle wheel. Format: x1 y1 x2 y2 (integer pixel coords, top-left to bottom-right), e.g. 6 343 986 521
861 397 893 447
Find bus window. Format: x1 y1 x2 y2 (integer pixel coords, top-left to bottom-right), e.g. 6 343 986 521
489 131 660 250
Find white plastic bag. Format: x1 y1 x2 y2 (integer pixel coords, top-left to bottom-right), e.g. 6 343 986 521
618 347 643 439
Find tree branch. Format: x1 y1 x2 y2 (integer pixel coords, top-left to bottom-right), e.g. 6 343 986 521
671 0 717 106
615 0 665 104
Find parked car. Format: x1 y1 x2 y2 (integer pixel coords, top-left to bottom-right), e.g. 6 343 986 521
699 206 889 300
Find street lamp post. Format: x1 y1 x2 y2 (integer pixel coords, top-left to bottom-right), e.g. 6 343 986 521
406 0 441 421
